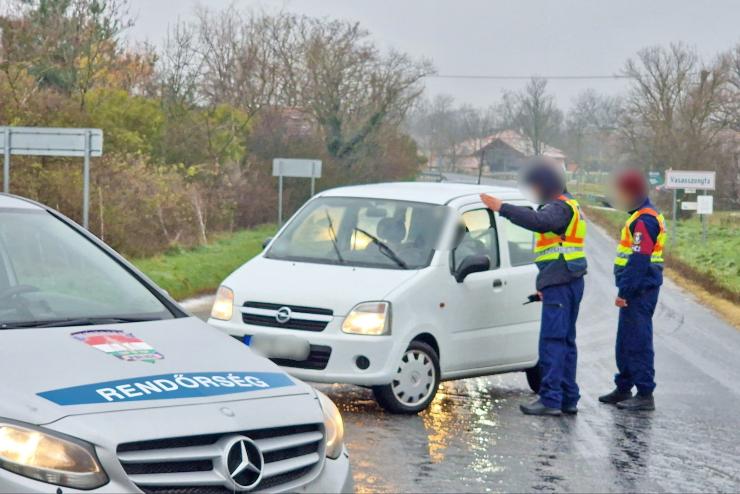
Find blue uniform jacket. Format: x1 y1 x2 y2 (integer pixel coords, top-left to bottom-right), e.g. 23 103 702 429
614 198 664 299
500 192 588 290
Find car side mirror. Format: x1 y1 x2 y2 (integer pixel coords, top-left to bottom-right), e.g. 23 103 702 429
262 237 273 250
455 255 490 283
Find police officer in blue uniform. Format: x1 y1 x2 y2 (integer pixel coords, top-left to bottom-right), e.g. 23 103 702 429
481 158 587 416
599 169 666 412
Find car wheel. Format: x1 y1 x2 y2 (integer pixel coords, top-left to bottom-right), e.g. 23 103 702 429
525 363 541 393
372 341 440 414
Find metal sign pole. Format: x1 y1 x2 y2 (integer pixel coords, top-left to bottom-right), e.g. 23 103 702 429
701 190 707 244
278 174 284 227
671 188 677 252
3 128 9 193
83 130 92 229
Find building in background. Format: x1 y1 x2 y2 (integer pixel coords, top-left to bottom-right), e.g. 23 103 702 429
433 130 567 174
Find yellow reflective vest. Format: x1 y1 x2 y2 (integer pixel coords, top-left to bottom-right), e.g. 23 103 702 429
614 208 666 267
533 195 587 263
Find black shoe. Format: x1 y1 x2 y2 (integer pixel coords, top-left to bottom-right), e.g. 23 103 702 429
562 404 578 415
598 389 633 404
617 394 655 411
520 399 562 416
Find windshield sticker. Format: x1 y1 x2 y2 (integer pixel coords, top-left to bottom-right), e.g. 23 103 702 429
37 372 295 406
72 330 164 363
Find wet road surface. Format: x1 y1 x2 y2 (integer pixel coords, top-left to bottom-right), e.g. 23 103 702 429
193 206 740 492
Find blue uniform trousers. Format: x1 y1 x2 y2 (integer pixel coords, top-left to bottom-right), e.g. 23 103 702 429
615 286 659 396
538 277 584 409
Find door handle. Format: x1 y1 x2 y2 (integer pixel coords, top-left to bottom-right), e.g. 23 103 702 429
492 279 505 288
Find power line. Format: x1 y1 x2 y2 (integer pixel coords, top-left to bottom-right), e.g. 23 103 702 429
426 74 630 80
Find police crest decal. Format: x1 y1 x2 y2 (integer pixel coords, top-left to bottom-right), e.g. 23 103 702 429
72 329 165 363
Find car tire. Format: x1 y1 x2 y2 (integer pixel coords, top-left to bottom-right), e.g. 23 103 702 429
525 363 541 393
372 341 441 414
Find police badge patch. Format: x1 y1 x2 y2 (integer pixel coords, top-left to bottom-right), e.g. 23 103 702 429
72 330 165 363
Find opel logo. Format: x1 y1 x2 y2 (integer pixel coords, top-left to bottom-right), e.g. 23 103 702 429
275 306 292 324
222 436 264 491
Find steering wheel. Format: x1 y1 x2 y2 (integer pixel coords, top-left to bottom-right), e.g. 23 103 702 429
0 285 40 303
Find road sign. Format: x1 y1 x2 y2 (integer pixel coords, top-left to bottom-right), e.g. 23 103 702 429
681 201 698 211
272 159 322 178
684 188 696 194
272 158 322 226
0 127 103 157
664 170 715 190
648 171 663 186
697 195 714 215
1 126 103 229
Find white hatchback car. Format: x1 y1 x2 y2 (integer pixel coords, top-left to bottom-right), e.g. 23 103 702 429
210 182 542 413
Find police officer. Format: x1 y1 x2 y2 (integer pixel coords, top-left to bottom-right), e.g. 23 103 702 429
599 168 666 411
481 158 587 416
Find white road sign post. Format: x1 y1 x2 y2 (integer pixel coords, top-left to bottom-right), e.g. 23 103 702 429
664 170 716 248
272 158 322 226
1 126 103 229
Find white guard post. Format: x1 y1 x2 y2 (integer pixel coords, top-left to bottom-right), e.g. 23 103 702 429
272 158 322 226
0 127 104 229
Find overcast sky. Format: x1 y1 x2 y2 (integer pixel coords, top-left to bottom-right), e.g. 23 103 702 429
126 0 740 109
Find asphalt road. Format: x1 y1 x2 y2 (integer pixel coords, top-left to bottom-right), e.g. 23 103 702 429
192 180 740 492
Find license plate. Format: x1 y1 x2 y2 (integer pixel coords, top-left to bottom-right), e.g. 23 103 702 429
249 334 310 361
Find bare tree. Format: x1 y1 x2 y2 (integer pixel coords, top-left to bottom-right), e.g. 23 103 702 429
460 104 496 183
620 43 731 171
565 89 622 171
500 77 563 155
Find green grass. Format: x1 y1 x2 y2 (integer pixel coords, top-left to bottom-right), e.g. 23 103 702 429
132 225 276 300
580 199 740 299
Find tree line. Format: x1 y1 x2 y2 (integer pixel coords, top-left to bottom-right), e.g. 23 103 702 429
408 43 740 208
0 0 431 256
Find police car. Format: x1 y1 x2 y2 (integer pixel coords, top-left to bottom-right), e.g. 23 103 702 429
0 194 352 493
209 182 542 414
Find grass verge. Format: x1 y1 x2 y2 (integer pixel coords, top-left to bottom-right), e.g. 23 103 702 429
132 225 276 301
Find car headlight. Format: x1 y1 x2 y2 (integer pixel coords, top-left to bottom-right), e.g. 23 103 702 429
210 286 234 321
341 301 391 336
316 391 344 460
0 422 108 489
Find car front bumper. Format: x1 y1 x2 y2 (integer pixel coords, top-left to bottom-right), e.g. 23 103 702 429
210 318 401 386
0 393 353 494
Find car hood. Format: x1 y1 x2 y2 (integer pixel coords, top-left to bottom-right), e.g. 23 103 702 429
224 256 422 315
0 317 311 425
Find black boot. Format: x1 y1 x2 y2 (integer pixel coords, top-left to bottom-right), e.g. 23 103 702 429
562 404 578 415
598 389 633 404
520 399 562 416
617 394 655 411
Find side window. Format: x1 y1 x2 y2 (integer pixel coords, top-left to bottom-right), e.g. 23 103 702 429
453 209 500 271
505 216 536 266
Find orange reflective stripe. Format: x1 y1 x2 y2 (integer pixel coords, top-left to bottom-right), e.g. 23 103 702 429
536 236 563 248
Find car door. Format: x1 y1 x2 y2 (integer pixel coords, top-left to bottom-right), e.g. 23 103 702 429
444 205 511 372
495 204 540 365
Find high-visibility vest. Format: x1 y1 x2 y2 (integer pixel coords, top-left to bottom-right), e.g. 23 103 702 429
533 195 587 263
614 208 667 267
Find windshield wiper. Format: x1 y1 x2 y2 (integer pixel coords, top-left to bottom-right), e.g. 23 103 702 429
0 316 160 329
354 227 409 269
325 210 345 264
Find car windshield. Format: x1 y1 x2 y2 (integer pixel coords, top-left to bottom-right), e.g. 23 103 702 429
0 208 174 328
266 197 449 270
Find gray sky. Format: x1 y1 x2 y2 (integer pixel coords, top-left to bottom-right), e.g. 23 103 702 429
126 0 740 109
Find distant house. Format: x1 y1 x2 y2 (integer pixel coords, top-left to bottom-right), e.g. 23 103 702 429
437 130 567 173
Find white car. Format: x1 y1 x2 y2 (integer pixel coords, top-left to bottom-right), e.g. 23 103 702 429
0 194 352 493
209 182 542 414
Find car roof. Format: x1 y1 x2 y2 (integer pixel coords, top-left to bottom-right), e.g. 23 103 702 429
318 181 523 205
0 193 44 210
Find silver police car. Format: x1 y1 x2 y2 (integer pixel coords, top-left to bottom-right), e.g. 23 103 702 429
0 194 352 493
